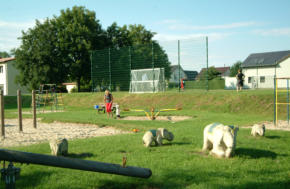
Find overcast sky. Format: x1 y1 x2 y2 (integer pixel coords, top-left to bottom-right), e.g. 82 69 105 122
1 0 289 70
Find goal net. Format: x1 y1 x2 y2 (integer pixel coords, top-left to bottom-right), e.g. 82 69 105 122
129 68 165 93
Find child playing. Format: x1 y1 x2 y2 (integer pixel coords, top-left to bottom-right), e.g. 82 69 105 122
104 90 113 118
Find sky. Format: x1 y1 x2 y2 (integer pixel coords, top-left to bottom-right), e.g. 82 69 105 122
1 0 290 71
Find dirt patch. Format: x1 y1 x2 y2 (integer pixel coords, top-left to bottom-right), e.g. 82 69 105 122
243 120 290 131
0 119 128 147
121 116 191 121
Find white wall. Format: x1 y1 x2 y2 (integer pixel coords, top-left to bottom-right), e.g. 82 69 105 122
0 64 7 95
224 77 237 89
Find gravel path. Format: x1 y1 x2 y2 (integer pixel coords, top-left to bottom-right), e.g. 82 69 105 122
0 119 127 147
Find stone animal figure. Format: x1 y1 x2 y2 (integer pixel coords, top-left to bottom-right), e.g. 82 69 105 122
49 138 68 156
116 104 121 119
202 123 239 158
142 128 174 147
251 124 265 136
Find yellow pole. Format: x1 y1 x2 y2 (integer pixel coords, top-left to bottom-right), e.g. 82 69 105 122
276 78 278 126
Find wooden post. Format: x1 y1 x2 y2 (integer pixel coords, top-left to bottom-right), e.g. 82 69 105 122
0 90 4 138
32 90 37 128
17 90 23 132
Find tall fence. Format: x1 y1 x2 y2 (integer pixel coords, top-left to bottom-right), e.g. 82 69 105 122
90 37 209 92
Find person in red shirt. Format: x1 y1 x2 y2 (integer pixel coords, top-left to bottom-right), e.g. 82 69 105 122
104 89 113 118
180 78 184 91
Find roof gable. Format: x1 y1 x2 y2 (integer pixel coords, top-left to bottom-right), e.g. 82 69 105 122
0 57 15 63
242 50 290 68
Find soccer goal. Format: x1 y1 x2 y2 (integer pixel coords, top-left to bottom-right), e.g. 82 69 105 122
129 68 165 93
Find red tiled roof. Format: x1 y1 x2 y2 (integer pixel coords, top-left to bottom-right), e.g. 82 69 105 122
0 57 15 63
215 67 230 73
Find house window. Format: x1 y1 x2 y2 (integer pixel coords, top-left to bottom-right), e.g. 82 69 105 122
0 66 3 73
248 77 252 83
260 76 265 83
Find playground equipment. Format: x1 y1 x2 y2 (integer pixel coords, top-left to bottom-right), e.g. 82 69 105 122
94 104 116 114
274 77 290 126
123 106 182 120
35 84 64 112
0 148 152 188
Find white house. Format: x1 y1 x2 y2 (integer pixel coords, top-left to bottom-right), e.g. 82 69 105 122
0 57 29 95
241 50 290 89
169 65 187 83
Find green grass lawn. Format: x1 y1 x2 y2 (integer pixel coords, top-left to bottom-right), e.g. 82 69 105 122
1 90 290 188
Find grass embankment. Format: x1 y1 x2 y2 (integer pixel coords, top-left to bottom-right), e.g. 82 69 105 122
1 90 289 188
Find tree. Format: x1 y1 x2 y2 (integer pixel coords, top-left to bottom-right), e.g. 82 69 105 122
95 23 171 91
15 19 67 89
207 66 221 80
230 61 242 77
0 51 10 58
15 6 106 91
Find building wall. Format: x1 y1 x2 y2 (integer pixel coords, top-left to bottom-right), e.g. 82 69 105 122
224 77 237 89
169 69 187 83
6 61 29 95
242 57 290 89
0 64 7 95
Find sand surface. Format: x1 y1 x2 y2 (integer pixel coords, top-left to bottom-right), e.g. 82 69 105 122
0 119 127 147
243 120 290 131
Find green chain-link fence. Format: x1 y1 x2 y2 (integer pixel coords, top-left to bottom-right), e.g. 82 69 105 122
91 37 220 92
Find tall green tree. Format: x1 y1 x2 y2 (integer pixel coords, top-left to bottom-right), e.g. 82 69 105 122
15 19 66 89
15 6 106 91
0 51 10 58
53 6 106 91
199 66 221 80
93 23 171 91
230 61 242 77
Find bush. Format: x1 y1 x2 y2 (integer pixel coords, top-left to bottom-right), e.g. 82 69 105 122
184 78 225 90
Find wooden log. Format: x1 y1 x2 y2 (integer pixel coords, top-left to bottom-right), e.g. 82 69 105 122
0 149 152 178
32 90 37 128
0 90 4 138
17 90 22 132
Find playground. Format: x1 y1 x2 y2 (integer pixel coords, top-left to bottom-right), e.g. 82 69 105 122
0 89 290 188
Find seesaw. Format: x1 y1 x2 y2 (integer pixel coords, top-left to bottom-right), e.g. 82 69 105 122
123 106 182 120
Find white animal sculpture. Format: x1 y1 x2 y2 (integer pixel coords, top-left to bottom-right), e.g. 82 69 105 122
116 104 120 118
202 123 239 158
142 128 174 147
251 124 265 136
49 138 68 156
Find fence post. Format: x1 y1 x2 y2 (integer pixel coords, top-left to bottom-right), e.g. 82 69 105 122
273 76 276 126
206 36 209 91
152 43 155 93
108 48 111 90
32 90 37 128
90 51 94 92
17 90 23 132
129 46 132 92
178 40 180 92
287 79 289 125
0 90 4 138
